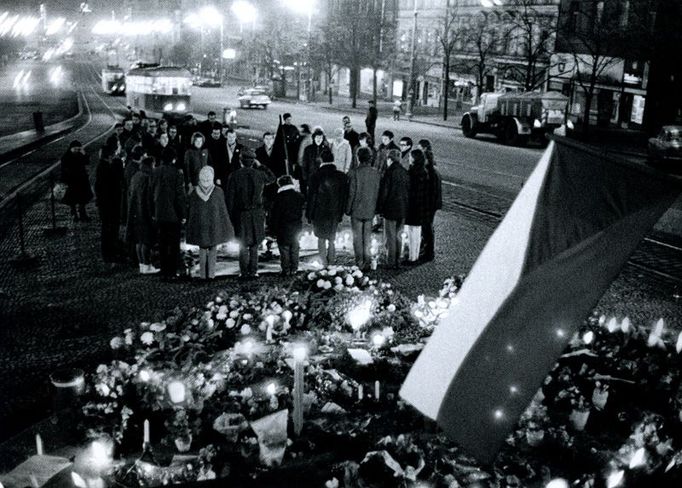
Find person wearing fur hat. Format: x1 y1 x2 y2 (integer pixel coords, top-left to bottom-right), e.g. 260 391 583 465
270 175 305 276
225 147 276 279
186 166 234 279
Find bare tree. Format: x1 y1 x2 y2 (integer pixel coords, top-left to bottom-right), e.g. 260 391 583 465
309 22 344 105
504 0 557 91
436 0 463 120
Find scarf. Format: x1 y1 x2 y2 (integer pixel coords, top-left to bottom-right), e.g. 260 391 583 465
195 181 215 202
277 184 296 193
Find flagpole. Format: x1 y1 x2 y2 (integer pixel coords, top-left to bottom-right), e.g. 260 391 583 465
279 114 291 176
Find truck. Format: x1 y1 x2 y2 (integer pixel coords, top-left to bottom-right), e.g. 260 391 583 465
461 91 568 146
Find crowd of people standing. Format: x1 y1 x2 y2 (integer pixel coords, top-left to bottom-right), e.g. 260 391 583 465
59 105 442 281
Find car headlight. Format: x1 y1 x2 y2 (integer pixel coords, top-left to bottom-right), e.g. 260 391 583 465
533 119 542 129
176 103 186 112
163 103 173 112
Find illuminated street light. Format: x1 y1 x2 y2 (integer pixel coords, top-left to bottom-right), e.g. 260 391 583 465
232 0 257 27
222 48 236 60
184 6 225 81
45 17 65 36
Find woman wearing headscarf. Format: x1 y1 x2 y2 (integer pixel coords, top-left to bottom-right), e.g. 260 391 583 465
417 139 442 262
186 166 234 279
60 140 93 221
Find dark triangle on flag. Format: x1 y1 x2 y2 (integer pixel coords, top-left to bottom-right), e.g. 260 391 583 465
272 118 290 176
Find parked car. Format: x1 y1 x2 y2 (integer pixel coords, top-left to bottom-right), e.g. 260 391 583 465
238 89 271 109
192 76 221 87
648 125 682 164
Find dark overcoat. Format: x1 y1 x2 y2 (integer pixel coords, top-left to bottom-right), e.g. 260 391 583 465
184 147 212 186
405 163 431 226
225 165 276 246
186 187 234 247
306 163 347 239
151 163 187 223
270 188 305 245
95 156 124 223
378 161 409 221
60 150 93 206
125 165 156 245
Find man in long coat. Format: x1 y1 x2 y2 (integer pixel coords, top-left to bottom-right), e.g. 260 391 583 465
306 150 347 266
377 149 409 269
225 148 276 279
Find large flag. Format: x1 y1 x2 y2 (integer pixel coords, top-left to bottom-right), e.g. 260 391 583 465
272 116 291 176
400 137 681 465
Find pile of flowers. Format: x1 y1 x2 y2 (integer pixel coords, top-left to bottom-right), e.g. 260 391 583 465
74 267 682 487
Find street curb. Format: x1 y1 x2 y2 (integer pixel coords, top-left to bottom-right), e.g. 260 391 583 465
0 90 84 164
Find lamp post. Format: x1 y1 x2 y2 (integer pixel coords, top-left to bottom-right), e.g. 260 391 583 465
185 6 223 80
283 0 315 101
405 0 418 120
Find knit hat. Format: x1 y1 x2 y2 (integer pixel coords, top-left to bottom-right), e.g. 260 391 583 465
241 147 257 167
69 140 83 149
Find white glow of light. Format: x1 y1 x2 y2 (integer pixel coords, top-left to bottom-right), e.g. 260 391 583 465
605 317 619 333
176 102 186 112
232 1 257 24
606 470 624 488
493 409 504 420
629 447 646 469
509 385 519 395
620 316 631 333
13 70 24 88
284 0 315 16
93 19 172 36
167 381 186 403
506 344 514 353
242 339 255 355
163 103 173 112
546 479 569 488
222 48 236 59
46 17 65 35
556 328 565 338
480 0 494 7
348 300 372 331
371 333 386 347
265 382 277 396
89 440 113 471
292 344 307 362
139 370 151 382
582 331 594 344
71 472 87 488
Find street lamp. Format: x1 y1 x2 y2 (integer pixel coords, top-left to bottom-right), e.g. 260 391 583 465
283 0 314 101
185 6 224 80
231 0 257 33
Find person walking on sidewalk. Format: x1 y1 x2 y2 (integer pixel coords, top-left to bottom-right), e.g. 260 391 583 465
365 100 378 146
60 140 93 222
126 156 159 274
152 148 188 280
330 128 352 173
392 99 402 121
186 166 233 280
377 149 409 269
346 147 381 271
307 150 347 266
270 175 305 276
226 148 276 279
95 140 124 265
418 139 442 263
404 149 430 265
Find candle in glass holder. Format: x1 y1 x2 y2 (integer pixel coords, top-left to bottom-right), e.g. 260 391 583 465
374 380 380 401
35 433 43 456
143 419 150 446
358 385 364 401
292 345 307 436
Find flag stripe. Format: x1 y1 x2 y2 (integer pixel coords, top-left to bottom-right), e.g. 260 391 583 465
399 142 556 419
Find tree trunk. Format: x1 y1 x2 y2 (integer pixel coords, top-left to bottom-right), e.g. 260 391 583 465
328 69 333 105
443 57 450 121
351 66 358 108
372 67 377 103
582 90 593 135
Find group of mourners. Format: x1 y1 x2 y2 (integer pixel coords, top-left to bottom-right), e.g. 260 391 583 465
58 105 442 281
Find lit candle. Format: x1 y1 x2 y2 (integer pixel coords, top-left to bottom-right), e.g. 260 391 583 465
374 380 380 401
358 385 364 401
265 315 275 343
143 419 150 446
35 433 43 456
292 345 306 436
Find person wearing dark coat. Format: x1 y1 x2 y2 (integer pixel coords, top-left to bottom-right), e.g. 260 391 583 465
141 120 158 159
378 149 409 269
206 125 229 186
365 100 378 146
198 111 218 139
225 148 276 279
184 132 212 191
126 156 158 274
282 113 301 173
375 130 400 175
342 115 360 150
60 140 93 221
301 128 329 197
404 149 430 264
152 148 188 279
346 147 380 271
225 129 246 176
121 145 145 222
255 132 280 232
418 139 442 262
270 175 305 276
95 141 124 264
187 166 234 279
306 150 347 266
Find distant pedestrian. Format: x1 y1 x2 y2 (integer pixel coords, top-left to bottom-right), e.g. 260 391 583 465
392 99 402 121
404 149 430 264
270 175 305 276
418 139 442 262
365 100 378 145
151 148 188 280
378 148 409 269
95 140 124 264
126 156 159 274
186 166 234 280
60 140 93 222
184 132 212 192
301 128 329 196
342 116 360 150
307 150 347 266
346 146 381 271
330 128 352 173
225 148 276 279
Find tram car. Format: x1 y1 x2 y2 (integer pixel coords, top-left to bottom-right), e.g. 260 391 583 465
125 66 192 115
101 66 125 95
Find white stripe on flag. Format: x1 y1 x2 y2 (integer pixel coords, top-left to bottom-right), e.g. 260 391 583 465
399 142 557 419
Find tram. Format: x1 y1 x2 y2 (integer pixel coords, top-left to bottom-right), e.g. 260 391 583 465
101 66 125 95
125 66 192 115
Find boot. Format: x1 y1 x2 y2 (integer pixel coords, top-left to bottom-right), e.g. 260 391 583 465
139 264 147 274
142 264 160 274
